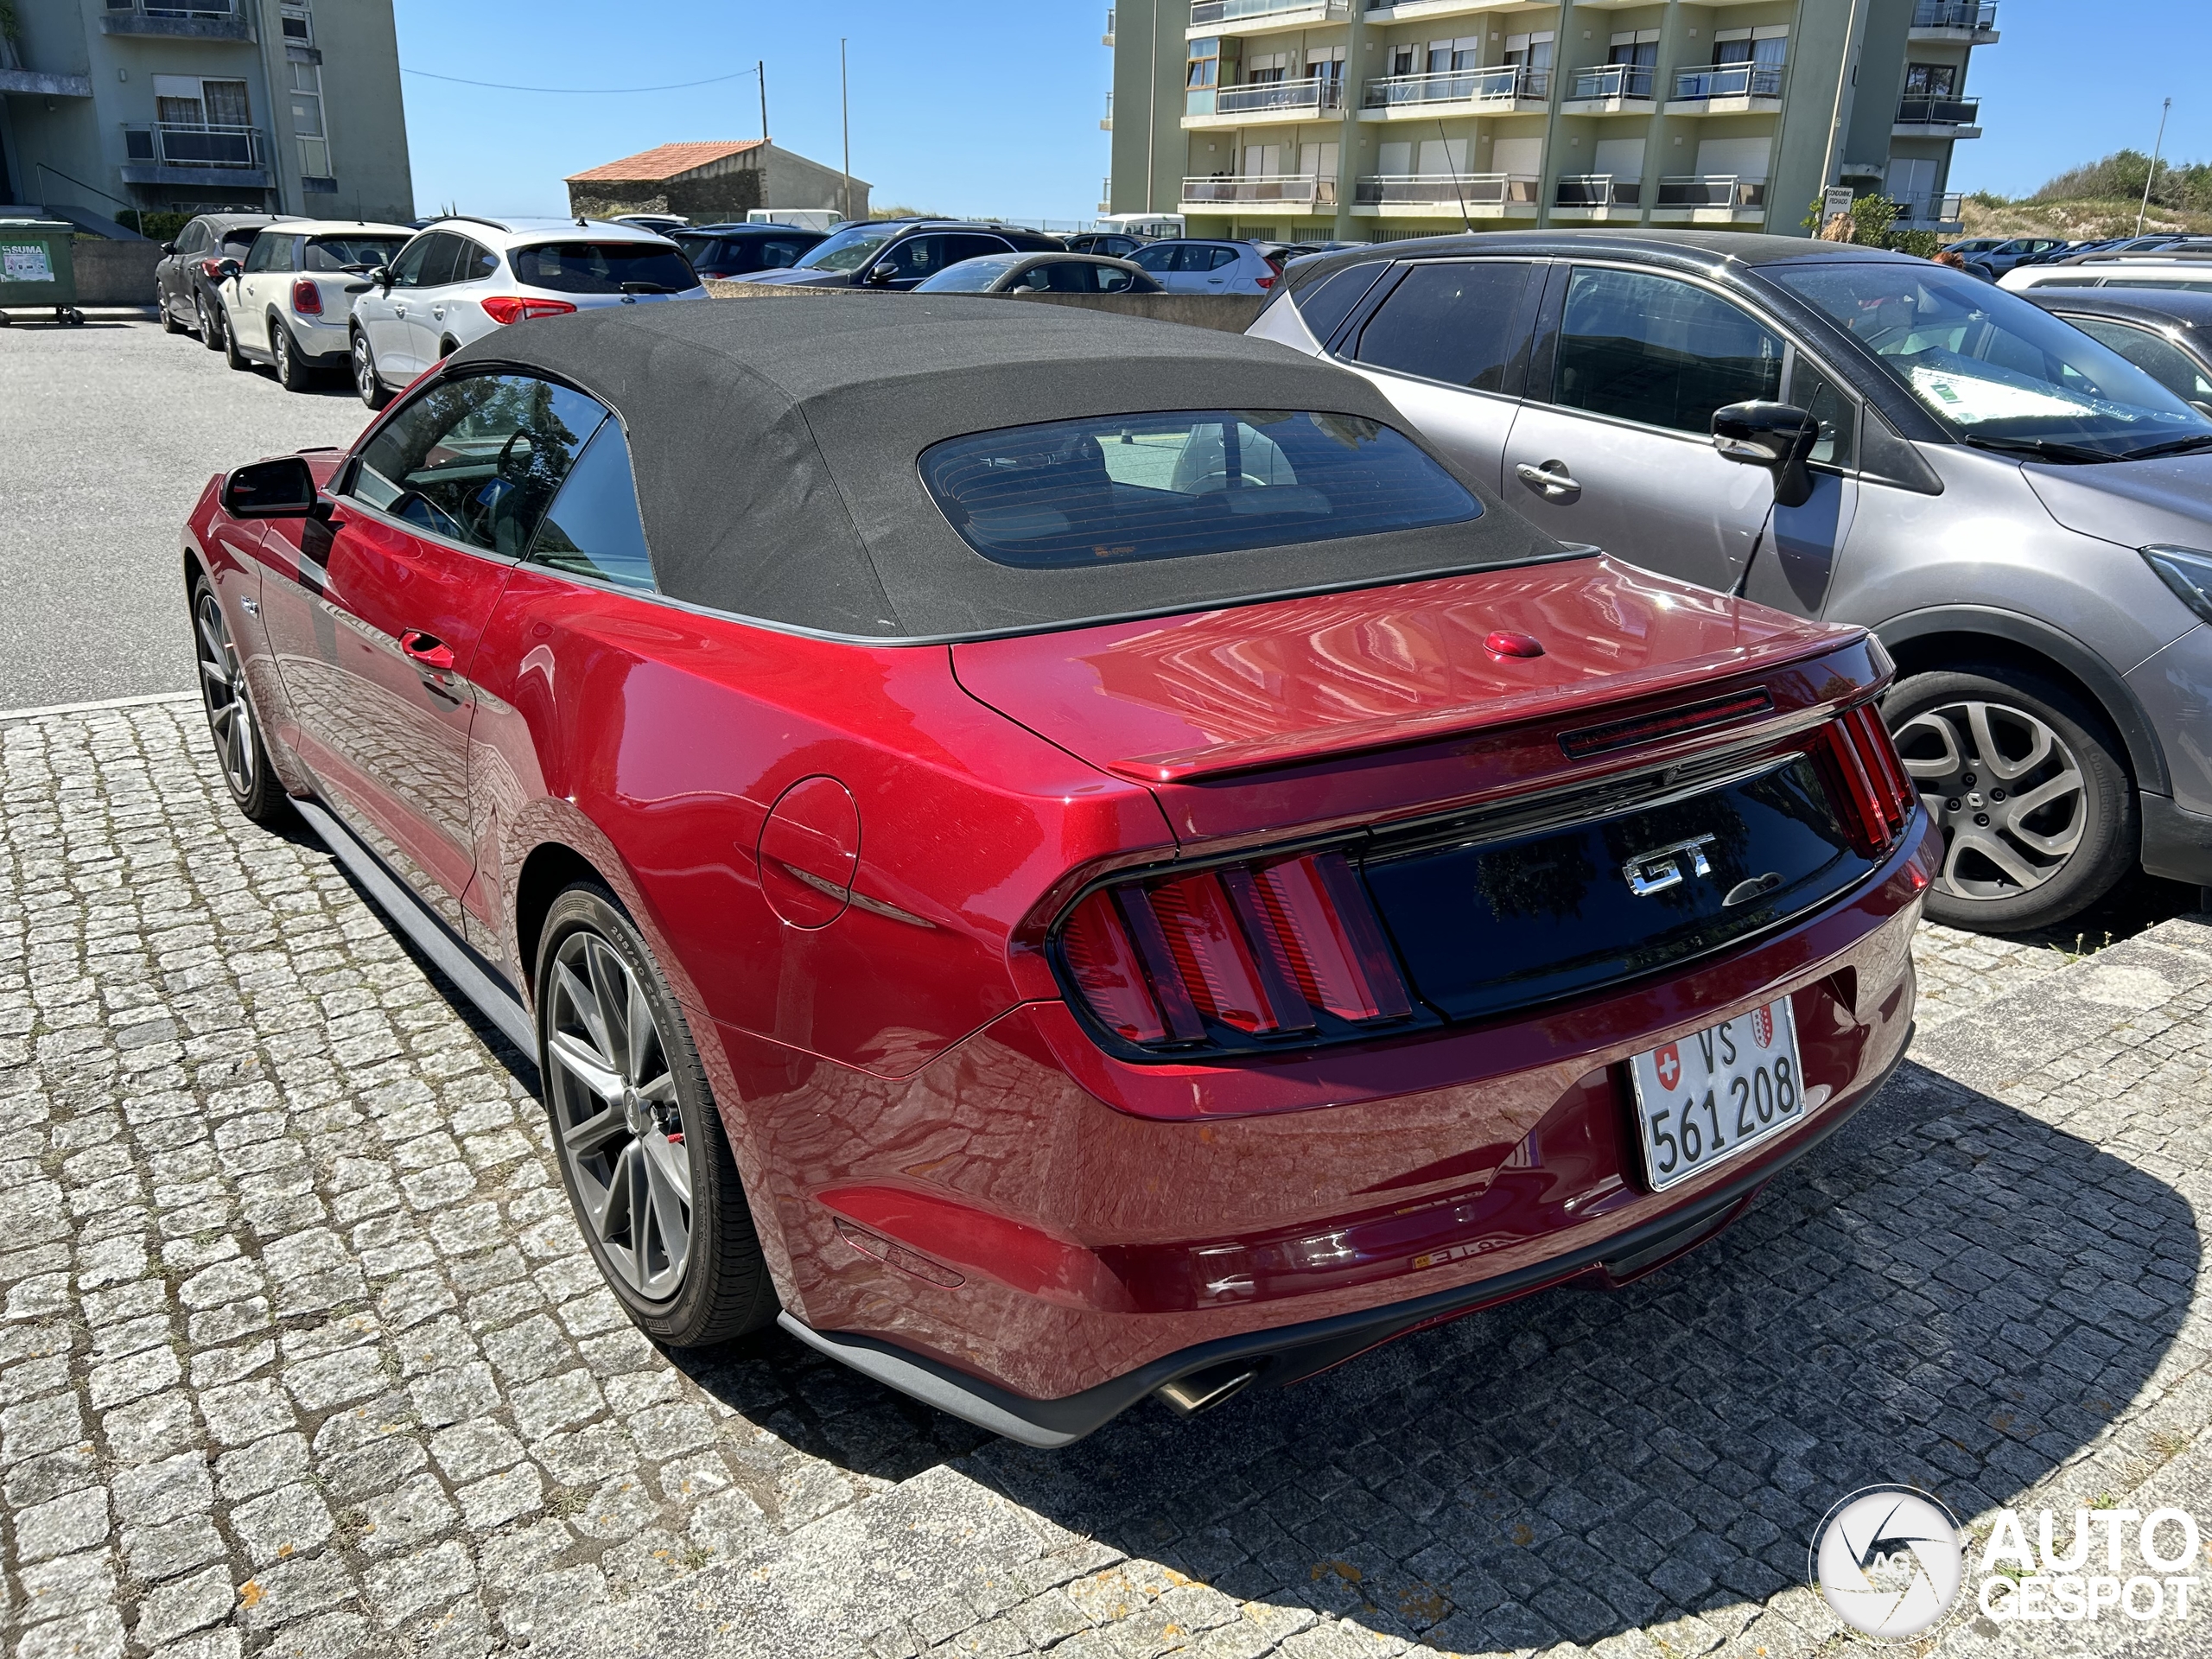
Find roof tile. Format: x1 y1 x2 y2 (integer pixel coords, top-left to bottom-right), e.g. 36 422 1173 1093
565 140 766 184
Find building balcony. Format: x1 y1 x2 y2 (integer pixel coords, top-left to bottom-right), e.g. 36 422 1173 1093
1351 172 1540 218
1896 95 1981 137
1102 7 1115 46
1649 175 1767 223
1908 0 1998 44
1561 61 1654 114
99 0 255 42
1359 65 1549 120
1552 174 1643 219
1185 76 1346 128
1185 0 1349 42
1101 92 1112 131
0 66 95 97
120 122 270 188
1181 174 1339 211
1665 61 1783 115
1891 189 1967 230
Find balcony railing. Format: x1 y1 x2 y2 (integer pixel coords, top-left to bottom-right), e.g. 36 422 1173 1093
1182 174 1338 206
1911 0 1996 29
1555 174 1642 207
1363 65 1548 109
1673 61 1784 101
105 0 239 14
123 121 264 169
1567 62 1654 102
1355 172 1539 207
1892 189 1967 224
1897 95 1980 126
1189 0 1348 25
1656 175 1767 209
1197 76 1346 118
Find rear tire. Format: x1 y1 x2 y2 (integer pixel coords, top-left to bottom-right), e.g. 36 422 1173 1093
196 292 224 350
1885 665 2136 933
222 311 250 372
162 296 186 335
189 575 289 827
352 330 391 410
535 883 777 1348
272 318 312 391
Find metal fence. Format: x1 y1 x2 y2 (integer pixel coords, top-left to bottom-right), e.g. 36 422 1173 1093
1209 77 1346 118
1655 175 1767 209
1362 65 1548 109
1189 0 1347 26
122 122 264 169
1672 61 1784 100
1896 96 1980 125
1911 0 1996 29
1567 62 1654 102
1182 175 1336 206
1354 173 1538 207
1554 174 1642 207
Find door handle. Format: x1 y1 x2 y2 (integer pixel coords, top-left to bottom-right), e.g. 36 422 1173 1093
431 304 445 319
394 302 409 315
398 629 456 671
1516 460 1582 499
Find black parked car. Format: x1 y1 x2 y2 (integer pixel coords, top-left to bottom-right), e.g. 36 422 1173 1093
2024 286 2212 416
740 219 1064 290
670 223 827 281
156 213 284 350
1063 232 1144 258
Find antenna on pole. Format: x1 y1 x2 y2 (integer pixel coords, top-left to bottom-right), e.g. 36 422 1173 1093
2138 96 2172 238
840 38 852 222
758 60 768 142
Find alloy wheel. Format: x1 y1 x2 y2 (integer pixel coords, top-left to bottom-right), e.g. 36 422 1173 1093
193 588 256 798
543 931 693 1302
352 334 385 406
274 327 293 382
1893 699 2087 900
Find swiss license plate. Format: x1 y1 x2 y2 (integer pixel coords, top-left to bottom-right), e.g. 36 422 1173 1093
1628 999 1805 1192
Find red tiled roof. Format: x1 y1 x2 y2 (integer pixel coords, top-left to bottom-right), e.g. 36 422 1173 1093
564 140 766 184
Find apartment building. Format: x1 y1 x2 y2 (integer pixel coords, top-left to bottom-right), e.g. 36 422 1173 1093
0 0 411 226
1106 0 1995 242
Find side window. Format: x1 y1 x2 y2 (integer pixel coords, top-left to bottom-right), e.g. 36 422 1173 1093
528 420 656 591
406 232 461 289
901 234 1013 277
244 234 279 273
386 236 435 289
1298 261 1389 352
2069 318 2212 409
349 374 609 558
1787 358 1858 469
454 238 499 285
1554 267 1783 434
1129 243 1177 272
179 222 209 256
1205 246 1241 271
1096 264 1141 294
1355 262 1535 393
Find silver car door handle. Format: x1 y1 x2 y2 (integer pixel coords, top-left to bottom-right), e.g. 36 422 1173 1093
1516 461 1582 499
431 304 444 318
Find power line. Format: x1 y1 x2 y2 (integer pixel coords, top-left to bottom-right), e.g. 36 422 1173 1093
400 66 760 94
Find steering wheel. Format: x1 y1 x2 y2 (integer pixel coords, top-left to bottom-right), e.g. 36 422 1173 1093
496 427 537 481
1186 469 1271 495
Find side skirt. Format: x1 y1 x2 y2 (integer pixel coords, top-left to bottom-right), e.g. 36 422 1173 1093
292 796 536 1056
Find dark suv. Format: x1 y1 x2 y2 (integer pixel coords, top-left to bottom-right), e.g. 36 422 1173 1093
741 219 1063 290
155 213 284 349
670 223 827 280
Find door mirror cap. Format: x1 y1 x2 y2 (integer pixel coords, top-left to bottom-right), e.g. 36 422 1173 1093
221 455 326 519
161 242 178 256
1712 401 1820 509
369 265 392 290
215 257 241 281
865 261 899 285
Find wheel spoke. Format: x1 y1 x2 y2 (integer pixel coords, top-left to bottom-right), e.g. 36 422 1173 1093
1895 711 1963 779
196 609 227 664
553 959 616 1066
1955 826 2049 891
208 702 233 739
583 939 633 1083
200 658 232 690
561 1099 626 1154
1966 701 2049 782
548 1028 625 1101
642 1128 693 1210
636 1071 677 1105
626 974 655 1084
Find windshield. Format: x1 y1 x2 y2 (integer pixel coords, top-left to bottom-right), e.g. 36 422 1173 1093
1770 262 2212 459
792 224 896 272
920 409 1480 569
305 236 408 271
510 242 698 295
916 255 1021 292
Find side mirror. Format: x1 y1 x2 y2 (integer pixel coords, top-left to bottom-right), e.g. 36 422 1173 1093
162 241 178 256
221 455 324 519
1712 401 1821 509
865 261 899 286
215 257 241 282
368 265 392 290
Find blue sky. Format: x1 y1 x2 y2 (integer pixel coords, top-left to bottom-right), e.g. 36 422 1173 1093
391 1 2203 219
391 1 1113 221
1953 0 2209 197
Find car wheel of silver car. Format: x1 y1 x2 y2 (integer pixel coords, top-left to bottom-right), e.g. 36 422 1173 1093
536 883 776 1348
195 293 224 352
190 575 288 826
1886 666 2136 932
352 330 391 410
272 319 312 392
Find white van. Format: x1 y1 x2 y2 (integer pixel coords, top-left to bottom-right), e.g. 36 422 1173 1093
1092 213 1185 241
747 208 847 233
2004 254 2212 297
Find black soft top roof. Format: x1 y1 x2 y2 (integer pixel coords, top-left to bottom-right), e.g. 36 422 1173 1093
443 295 1557 641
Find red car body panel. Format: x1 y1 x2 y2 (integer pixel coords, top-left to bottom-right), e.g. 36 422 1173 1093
184 398 1929 1431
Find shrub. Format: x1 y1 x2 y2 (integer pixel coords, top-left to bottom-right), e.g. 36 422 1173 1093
117 210 193 243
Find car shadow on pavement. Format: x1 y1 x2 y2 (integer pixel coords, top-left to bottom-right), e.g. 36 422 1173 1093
672 1058 2194 1653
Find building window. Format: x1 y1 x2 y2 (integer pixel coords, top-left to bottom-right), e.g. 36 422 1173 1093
1904 62 1959 96
152 75 251 129
1187 38 1221 92
288 59 331 180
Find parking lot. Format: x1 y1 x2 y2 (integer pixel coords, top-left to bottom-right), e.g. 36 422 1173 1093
5 313 2212 1659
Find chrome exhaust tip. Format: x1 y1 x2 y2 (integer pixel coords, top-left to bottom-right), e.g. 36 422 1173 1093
1154 1359 1261 1417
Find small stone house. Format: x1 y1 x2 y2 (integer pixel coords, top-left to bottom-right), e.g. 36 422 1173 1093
563 140 869 223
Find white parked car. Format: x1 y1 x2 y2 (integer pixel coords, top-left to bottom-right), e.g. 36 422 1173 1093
347 216 708 408
2002 254 2212 298
213 219 415 391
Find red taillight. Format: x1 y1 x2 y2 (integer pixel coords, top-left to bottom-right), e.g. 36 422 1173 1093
1819 704 1916 852
1058 851 1412 1052
199 258 227 283
290 278 322 315
480 296 580 325
1254 273 1275 289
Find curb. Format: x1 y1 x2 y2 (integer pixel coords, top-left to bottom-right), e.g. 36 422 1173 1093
0 690 196 722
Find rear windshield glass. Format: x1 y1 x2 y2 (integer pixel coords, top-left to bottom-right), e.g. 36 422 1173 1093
305 235 408 271
919 410 1479 569
510 242 696 295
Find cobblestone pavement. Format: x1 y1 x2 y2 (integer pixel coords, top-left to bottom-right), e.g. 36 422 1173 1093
3 702 2208 1659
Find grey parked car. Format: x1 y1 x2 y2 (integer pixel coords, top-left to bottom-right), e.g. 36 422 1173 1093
1253 230 2212 930
2023 287 2212 417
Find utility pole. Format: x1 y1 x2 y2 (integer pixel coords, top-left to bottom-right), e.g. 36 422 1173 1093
759 60 768 142
840 38 852 222
1817 0 1871 220
2138 97 2172 237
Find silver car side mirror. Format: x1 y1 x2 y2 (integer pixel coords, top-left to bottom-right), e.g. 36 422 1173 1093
1712 402 1821 510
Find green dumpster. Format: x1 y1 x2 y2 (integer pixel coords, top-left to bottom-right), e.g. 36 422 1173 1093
0 219 85 327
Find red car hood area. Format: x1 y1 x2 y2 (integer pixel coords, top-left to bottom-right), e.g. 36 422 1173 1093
952 556 1854 811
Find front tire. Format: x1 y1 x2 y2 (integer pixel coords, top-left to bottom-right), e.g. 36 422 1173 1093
190 575 288 826
162 294 186 335
272 318 312 391
1886 665 2136 932
352 330 391 410
535 884 775 1348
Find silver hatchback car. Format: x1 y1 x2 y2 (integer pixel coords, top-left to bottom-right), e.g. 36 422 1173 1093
1254 231 2212 931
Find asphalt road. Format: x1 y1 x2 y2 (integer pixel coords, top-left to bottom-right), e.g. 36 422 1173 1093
0 313 372 710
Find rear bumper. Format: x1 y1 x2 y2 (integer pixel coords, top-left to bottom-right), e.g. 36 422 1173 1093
750 817 1936 1440
2141 791 2212 887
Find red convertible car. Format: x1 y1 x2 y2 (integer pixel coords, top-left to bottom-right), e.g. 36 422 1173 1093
187 299 1933 1443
